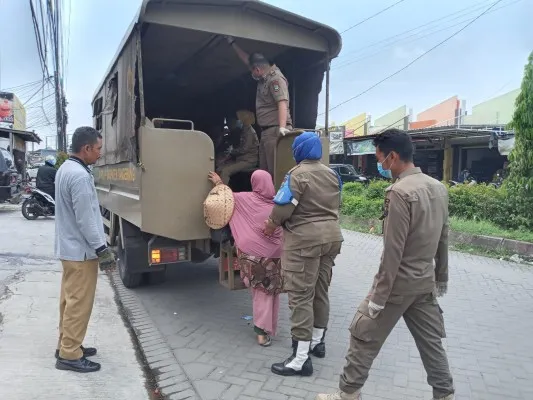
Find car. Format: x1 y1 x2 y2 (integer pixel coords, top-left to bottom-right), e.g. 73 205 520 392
0 147 20 203
26 164 41 181
330 163 369 184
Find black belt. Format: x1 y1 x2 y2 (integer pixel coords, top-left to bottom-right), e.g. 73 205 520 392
260 125 279 131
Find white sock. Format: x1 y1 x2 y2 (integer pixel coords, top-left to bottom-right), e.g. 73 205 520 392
311 328 324 350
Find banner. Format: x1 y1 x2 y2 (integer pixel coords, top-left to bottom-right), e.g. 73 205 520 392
0 92 14 129
498 136 515 156
346 139 376 156
329 126 345 155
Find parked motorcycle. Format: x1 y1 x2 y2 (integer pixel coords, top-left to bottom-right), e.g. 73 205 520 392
21 187 55 220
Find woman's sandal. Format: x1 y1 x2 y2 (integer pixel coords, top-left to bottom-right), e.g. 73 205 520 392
258 335 272 347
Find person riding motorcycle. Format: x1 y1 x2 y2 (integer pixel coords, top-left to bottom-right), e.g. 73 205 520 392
36 155 57 200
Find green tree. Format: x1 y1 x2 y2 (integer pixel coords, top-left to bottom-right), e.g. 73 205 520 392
506 52 533 229
55 151 69 168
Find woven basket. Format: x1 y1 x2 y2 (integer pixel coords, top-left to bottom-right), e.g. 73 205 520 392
203 184 235 229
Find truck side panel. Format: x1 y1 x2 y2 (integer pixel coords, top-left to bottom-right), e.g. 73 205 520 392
275 133 330 189
139 126 214 241
94 162 142 227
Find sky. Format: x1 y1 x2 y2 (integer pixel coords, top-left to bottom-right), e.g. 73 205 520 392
0 0 531 148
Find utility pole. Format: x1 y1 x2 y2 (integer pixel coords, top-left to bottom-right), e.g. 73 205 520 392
51 0 66 152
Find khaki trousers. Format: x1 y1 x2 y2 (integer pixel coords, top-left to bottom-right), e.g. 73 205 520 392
218 160 257 184
259 127 278 178
340 293 454 399
57 259 99 360
282 241 342 341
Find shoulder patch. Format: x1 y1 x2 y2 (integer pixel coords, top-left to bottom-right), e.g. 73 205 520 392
379 197 390 221
271 80 280 92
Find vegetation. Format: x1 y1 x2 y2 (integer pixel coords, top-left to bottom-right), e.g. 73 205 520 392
341 180 533 243
506 51 533 230
55 151 69 168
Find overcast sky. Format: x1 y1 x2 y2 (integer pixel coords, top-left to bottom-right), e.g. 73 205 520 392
1 0 531 147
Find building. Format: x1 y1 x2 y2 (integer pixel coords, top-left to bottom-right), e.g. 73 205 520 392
463 89 520 125
0 92 26 131
338 90 518 182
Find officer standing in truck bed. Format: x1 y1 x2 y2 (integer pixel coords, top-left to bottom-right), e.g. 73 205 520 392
226 36 292 179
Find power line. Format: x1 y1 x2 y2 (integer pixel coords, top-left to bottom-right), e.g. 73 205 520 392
333 0 520 70
336 0 493 62
340 0 407 35
323 0 505 115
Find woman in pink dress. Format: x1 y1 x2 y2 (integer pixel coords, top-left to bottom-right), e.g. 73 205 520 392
208 170 283 346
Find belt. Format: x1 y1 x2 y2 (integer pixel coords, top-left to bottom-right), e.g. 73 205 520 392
260 125 278 131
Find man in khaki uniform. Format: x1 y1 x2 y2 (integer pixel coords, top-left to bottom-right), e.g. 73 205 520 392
316 129 454 400
217 110 259 184
264 132 343 377
226 37 292 178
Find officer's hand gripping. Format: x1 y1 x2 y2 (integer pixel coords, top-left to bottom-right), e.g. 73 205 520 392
279 127 291 136
436 282 448 297
368 300 384 318
97 248 117 271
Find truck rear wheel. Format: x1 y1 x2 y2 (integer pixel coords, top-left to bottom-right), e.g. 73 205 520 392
117 234 142 288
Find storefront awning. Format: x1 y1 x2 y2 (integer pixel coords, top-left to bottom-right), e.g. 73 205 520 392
0 127 42 144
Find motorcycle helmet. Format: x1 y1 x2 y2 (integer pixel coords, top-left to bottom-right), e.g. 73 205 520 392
45 155 57 167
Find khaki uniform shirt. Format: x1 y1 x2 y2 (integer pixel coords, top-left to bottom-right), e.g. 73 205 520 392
231 125 259 164
369 167 449 306
256 65 293 128
270 160 343 250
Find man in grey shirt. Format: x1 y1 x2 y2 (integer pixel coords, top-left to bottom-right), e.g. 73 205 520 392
55 126 116 373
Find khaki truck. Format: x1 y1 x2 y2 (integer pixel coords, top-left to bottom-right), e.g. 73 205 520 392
93 0 342 288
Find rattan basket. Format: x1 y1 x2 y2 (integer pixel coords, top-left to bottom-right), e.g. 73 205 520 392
203 184 235 229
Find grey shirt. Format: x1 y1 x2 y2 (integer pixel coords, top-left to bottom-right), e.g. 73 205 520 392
55 158 106 261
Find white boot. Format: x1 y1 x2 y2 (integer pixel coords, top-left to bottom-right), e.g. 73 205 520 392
311 328 324 350
271 341 313 376
315 389 362 400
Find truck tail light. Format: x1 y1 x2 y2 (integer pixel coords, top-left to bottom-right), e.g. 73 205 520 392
150 246 188 265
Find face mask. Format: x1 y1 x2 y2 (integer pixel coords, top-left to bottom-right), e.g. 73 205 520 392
235 120 243 129
377 154 393 179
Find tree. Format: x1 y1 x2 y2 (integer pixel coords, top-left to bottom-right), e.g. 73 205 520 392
55 151 69 168
506 51 533 229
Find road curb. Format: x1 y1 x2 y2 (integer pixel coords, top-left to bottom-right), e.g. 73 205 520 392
449 231 533 257
109 270 202 400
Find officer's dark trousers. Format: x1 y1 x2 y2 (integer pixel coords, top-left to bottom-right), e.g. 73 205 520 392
340 294 455 399
281 241 342 341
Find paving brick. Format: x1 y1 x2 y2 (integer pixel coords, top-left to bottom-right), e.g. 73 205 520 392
124 230 533 400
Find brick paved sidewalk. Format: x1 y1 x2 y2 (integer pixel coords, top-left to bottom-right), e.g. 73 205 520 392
122 230 533 400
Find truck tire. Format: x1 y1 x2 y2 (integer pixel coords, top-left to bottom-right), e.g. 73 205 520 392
117 234 142 288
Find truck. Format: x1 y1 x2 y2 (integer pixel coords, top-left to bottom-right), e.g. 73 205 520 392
93 0 343 288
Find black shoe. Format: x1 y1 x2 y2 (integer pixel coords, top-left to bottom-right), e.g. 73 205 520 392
310 342 326 358
271 355 313 377
55 345 97 359
55 356 101 373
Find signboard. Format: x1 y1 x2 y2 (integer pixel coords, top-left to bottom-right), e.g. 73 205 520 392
346 139 376 156
498 136 515 156
329 126 345 155
0 92 14 129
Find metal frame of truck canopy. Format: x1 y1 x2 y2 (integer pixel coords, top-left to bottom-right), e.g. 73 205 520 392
93 0 341 122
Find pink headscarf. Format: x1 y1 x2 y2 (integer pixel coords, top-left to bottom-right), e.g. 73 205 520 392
230 170 283 258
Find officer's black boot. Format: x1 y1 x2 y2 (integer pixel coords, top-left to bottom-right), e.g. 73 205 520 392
310 327 327 358
271 340 313 377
